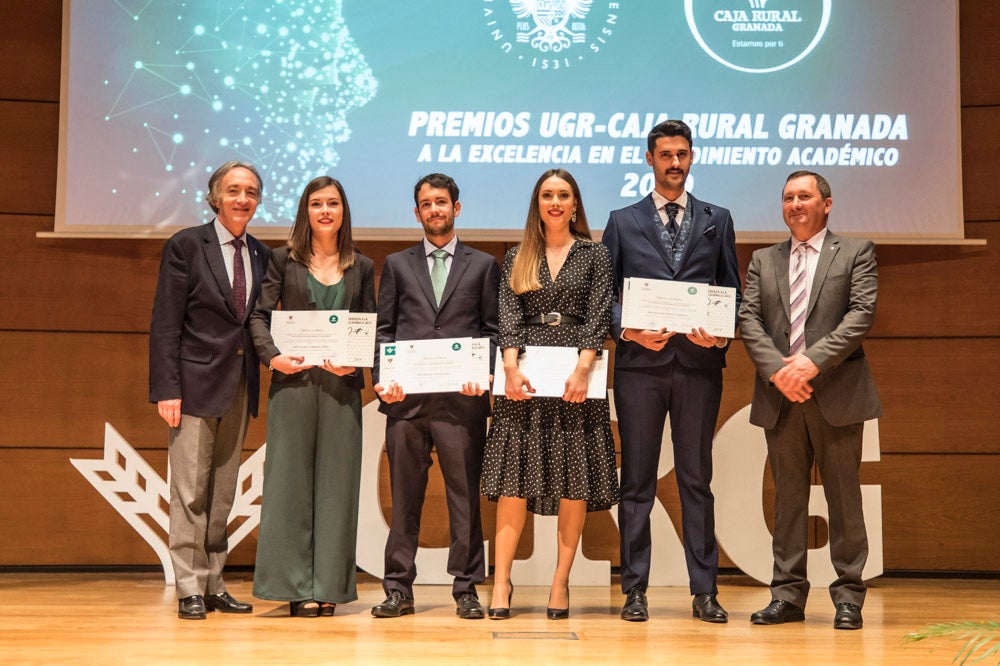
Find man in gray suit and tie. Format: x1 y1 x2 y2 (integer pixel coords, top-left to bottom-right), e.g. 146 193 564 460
370 173 500 620
149 161 271 619
739 170 882 630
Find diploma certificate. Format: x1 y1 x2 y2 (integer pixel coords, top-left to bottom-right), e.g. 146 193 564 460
493 345 608 400
270 310 377 367
621 278 737 338
379 337 491 394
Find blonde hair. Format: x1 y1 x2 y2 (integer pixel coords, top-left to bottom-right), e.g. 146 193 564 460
509 169 592 294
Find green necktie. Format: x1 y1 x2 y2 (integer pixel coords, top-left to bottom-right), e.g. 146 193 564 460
431 248 448 306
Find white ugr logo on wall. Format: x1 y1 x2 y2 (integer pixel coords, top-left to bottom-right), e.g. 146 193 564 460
73 401 882 587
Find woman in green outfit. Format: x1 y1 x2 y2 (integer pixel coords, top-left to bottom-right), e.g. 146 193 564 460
249 176 376 617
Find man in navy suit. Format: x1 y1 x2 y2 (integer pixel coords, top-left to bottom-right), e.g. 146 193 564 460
149 161 271 620
603 120 741 622
370 173 500 620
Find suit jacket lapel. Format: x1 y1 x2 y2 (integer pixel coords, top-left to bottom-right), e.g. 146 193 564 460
202 224 238 318
808 231 840 317
438 241 471 309
248 236 268 303
674 195 708 273
342 254 361 309
773 240 793 319
406 243 438 310
285 255 309 309
634 195 673 270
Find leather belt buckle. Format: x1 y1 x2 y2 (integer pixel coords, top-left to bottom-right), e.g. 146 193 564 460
544 312 562 326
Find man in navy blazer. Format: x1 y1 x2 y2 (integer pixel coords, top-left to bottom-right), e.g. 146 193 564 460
149 161 271 620
603 120 741 623
370 173 500 620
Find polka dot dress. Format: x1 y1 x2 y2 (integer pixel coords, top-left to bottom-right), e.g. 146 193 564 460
481 241 621 516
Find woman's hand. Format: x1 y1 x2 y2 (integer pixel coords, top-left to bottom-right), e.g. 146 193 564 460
269 354 314 374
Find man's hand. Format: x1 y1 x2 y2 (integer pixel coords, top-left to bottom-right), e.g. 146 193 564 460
770 353 820 403
623 327 674 351
687 327 726 348
459 374 491 396
157 399 182 428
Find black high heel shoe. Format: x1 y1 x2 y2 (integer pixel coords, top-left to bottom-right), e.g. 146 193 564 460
488 581 514 620
546 587 569 620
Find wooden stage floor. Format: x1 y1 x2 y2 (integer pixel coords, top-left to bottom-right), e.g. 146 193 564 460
1 573 997 665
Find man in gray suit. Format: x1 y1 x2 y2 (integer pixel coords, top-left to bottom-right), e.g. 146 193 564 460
370 173 500 620
739 170 881 630
150 161 271 619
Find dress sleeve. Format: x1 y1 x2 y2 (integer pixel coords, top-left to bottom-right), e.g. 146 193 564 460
497 246 526 351
577 243 613 351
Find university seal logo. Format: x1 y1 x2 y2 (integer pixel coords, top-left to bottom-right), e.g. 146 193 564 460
483 0 618 70
511 0 592 52
684 0 831 73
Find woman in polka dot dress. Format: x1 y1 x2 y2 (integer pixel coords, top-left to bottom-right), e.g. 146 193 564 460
482 169 619 620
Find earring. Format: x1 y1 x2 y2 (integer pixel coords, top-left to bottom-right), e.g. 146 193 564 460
571 209 577 224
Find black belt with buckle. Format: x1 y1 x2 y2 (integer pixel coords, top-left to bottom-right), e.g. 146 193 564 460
524 312 584 326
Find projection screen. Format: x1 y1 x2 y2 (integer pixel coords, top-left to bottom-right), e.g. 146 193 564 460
55 1 963 241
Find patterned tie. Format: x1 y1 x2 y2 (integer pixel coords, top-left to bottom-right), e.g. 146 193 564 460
430 248 448 306
231 238 247 321
665 202 681 240
788 243 811 355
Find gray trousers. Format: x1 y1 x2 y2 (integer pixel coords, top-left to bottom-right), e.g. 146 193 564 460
168 377 249 599
765 398 868 608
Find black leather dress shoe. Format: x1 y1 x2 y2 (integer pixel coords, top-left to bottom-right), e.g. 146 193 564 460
178 595 207 620
692 593 728 623
371 590 415 618
750 599 805 625
833 602 863 630
204 592 253 614
621 586 648 622
455 593 485 620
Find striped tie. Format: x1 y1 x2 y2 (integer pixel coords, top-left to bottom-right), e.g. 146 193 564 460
788 243 810 355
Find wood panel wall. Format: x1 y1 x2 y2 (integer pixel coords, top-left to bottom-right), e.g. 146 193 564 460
1 0 997 574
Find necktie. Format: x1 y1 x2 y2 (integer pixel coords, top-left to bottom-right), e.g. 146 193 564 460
788 243 811 355
231 238 247 321
430 248 448 306
665 202 681 240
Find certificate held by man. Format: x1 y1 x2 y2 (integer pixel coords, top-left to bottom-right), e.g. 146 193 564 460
621 277 737 338
270 310 377 367
379 337 490 394
493 346 608 400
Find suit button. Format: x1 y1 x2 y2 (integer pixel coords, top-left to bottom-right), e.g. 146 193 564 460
435 325 442 330
236 349 244 356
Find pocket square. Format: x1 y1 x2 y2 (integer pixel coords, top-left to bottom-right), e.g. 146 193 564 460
703 225 717 237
